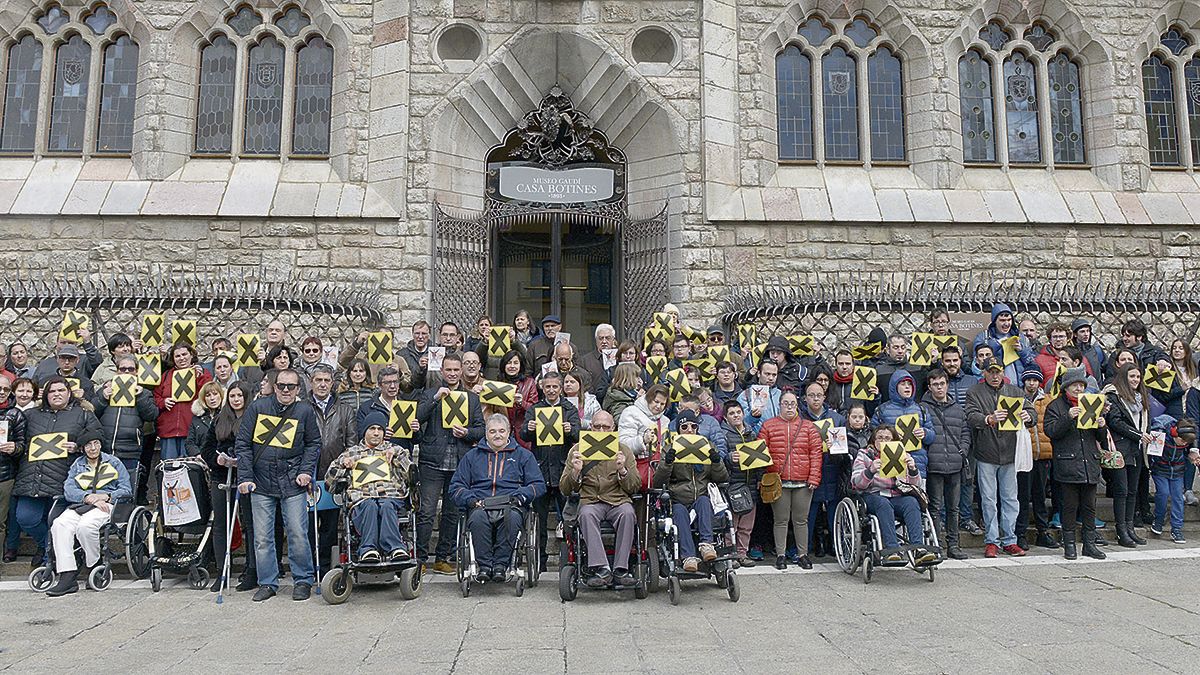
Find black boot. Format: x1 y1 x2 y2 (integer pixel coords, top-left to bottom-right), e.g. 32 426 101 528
1125 520 1147 546
1035 530 1060 549
1082 533 1107 560
1062 530 1077 560
1115 524 1137 548
46 569 79 597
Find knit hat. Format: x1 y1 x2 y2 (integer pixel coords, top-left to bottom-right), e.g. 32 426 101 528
1070 318 1091 332
1021 369 1043 383
362 411 389 440
676 409 700 427
1060 367 1087 389
76 427 103 449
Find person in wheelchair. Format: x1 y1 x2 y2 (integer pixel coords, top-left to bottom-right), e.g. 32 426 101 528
653 410 730 573
450 414 545 583
560 410 640 588
46 428 132 597
849 426 937 567
323 412 414 563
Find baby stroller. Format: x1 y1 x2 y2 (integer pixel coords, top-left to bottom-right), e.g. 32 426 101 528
832 493 941 584
649 485 741 605
455 495 540 597
148 457 215 591
318 476 422 604
557 494 649 601
28 497 151 592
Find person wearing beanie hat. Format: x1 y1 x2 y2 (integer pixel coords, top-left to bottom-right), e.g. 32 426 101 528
324 412 414 564
46 425 132 596
1070 318 1106 379
1042 366 1107 561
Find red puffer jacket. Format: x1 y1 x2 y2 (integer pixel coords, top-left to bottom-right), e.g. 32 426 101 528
153 366 213 438
757 415 822 485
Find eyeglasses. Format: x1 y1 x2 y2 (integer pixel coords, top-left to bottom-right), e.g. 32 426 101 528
679 423 698 430
303 348 321 354
0 386 10 392
276 383 299 391
117 367 136 373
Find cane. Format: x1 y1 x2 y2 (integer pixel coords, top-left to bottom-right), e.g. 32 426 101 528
216 466 238 606
309 485 322 595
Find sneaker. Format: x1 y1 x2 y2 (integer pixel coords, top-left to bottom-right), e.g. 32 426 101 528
292 583 311 601
491 567 507 583
236 576 258 592
914 549 938 566
1048 513 1061 530
785 545 799 561
984 543 999 558
1171 532 1187 544
698 542 717 562
432 560 456 575
963 521 984 536
1002 544 1026 557
613 569 635 587
1149 523 1164 537
45 570 79 598
682 557 700 573
737 556 757 568
774 555 787 570
747 546 763 561
947 547 969 560
883 552 905 565
252 586 276 602
1093 517 1106 529
798 555 812 570
359 549 381 563
1185 490 1198 506
389 548 409 562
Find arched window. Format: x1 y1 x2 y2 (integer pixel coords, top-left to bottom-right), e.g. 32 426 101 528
959 20 1086 166
1142 26 1199 167
775 15 904 164
0 4 137 157
192 5 334 158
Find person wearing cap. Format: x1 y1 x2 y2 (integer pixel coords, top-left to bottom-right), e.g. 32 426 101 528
706 325 726 347
1070 318 1105 379
43 427 131 597
324 411 414 563
971 303 1038 385
35 344 96 404
655 410 730 573
578 324 618 400
527 315 564 375
965 357 1036 558
32 331 103 382
763 335 807 393
1042 366 1108 560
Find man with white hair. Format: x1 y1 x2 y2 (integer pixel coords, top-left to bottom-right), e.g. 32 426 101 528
578 323 617 399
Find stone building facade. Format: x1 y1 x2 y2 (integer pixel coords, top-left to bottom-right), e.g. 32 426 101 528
1 0 1199 347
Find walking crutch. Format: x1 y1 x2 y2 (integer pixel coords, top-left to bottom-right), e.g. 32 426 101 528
309 485 322 595
216 466 238 605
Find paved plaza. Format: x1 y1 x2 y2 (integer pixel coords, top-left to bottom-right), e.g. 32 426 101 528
1 547 1198 674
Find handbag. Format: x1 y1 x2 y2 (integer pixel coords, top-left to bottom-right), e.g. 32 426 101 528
707 482 729 514
727 482 754 514
758 472 782 504
1014 425 1034 473
1100 431 1126 470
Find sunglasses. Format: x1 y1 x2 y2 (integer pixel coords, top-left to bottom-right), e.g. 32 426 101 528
303 348 321 354
679 423 698 430
276 383 300 391
117 367 137 373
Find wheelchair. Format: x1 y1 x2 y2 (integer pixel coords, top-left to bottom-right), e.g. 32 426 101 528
148 458 215 591
557 494 649 601
318 479 422 605
648 486 741 605
455 495 540 597
832 492 941 584
28 496 152 593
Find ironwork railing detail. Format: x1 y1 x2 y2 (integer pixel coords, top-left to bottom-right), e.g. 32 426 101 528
622 205 670 334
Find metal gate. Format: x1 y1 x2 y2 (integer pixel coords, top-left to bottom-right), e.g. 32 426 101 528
432 203 491 332
621 204 670 335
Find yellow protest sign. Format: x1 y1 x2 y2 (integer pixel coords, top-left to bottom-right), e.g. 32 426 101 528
109 374 138 407
535 406 564 446
479 380 516 408
652 312 675 334
932 335 959 352
579 431 619 462
367 331 393 365
59 310 89 343
643 326 672 351
1077 393 1104 430
171 319 197 347
879 442 907 479
171 368 197 402
1144 364 1175 393
851 366 877 400
999 336 1020 366
707 346 731 367
388 399 416 439
996 396 1025 432
851 342 882 361
664 368 691 403
736 324 757 350
488 326 512 359
682 355 715 381
253 414 297 449
441 391 469 429
140 314 165 348
737 440 772 470
235 334 261 369
787 334 816 357
1049 361 1066 398
136 353 161 387
645 355 667 382
351 456 392 489
680 324 704 345
64 377 81 394
672 434 710 464
751 343 768 369
75 462 120 491
29 433 69 462
909 333 936 367
893 413 922 451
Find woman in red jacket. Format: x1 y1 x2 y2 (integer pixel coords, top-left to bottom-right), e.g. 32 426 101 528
153 343 212 460
757 390 822 570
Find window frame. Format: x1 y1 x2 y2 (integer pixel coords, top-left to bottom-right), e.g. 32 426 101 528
1141 26 1200 169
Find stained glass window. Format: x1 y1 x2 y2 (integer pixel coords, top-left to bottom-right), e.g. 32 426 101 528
797 18 832 46
1024 24 1055 52
1185 58 1200 166
845 19 878 49
47 34 91 153
869 47 904 162
96 36 138 153
959 50 995 163
823 47 859 161
1003 53 1040 163
243 36 285 155
0 36 42 153
1142 56 1179 166
195 36 236 154
276 7 311 38
227 6 261 37
1048 53 1084 164
38 6 69 35
84 5 117 35
1161 27 1191 56
776 46 813 161
980 22 1011 51
293 36 333 155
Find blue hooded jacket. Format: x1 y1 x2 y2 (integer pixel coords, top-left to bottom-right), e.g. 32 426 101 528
668 411 729 460
449 436 546 509
972 303 1038 384
870 369 934 477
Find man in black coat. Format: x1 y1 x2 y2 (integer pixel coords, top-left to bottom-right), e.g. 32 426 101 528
519 371 580 570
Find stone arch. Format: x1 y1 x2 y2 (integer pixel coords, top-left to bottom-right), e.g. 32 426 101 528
1132 1 1200 62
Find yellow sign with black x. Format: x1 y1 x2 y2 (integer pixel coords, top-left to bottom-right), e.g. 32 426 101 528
351 455 392 489
707 346 731 367
652 312 675 334
787 334 816 357
479 380 516 408
683 355 716 382
579 431 619 462
813 418 834 452
535 406 564 446
109 374 138 407
643 327 672 351
75 462 120 491
644 355 667 382
137 353 161 387
680 324 705 346
737 324 757 350
932 335 958 352
253 414 297 449
171 319 197 348
999 336 1020 366
171 369 197 402
140 314 165 348
852 342 882 361
852 366 877 400
996 396 1025 432
672 434 711 464
879 441 907 479
235 334 260 369
894 413 922 451
909 332 936 367
1144 364 1175 393
65 377 81 394
737 440 772 470
488 326 512 359
388 400 416 439
664 368 691 402
59 310 89 343
29 433 68 462
441 391 469 429
367 331 393 365
1077 393 1104 430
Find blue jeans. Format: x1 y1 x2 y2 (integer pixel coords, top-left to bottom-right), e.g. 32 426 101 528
4 493 19 552
250 492 314 589
864 493 924 549
671 495 713 560
14 496 52 560
160 437 187 460
977 460 1019 546
1153 474 1185 536
351 498 406 557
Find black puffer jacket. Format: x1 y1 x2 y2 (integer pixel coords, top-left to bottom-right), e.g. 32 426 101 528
0 400 29 482
14 401 101 498
235 396 322 499
93 389 159 460
415 386 485 471
1105 392 1148 469
519 397 581 488
1043 394 1103 485
721 420 761 501
921 392 970 475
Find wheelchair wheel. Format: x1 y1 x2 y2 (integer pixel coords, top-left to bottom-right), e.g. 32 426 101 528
667 575 681 606
833 498 861 575
150 567 163 593
726 570 740 603
125 507 153 579
455 521 469 583
715 563 728 589
187 567 210 590
862 555 873 585
398 566 422 600
525 511 540 587
459 577 471 598
320 567 353 604
558 565 577 602
28 566 54 592
647 547 661 594
87 565 113 592
634 563 648 600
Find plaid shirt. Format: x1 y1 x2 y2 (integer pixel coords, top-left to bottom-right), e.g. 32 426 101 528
324 441 413 508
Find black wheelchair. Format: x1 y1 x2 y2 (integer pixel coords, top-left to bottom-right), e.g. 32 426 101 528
318 477 422 604
557 494 649 601
28 496 152 593
455 495 540 597
648 486 741 605
832 492 941 584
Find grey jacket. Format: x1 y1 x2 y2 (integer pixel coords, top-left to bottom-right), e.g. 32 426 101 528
921 392 970 475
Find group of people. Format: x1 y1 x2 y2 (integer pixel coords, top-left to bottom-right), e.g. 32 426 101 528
1 302 1198 600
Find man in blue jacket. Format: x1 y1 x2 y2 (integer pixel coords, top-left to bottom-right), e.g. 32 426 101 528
972 303 1038 384
236 368 322 602
870 369 936 477
450 414 545 583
